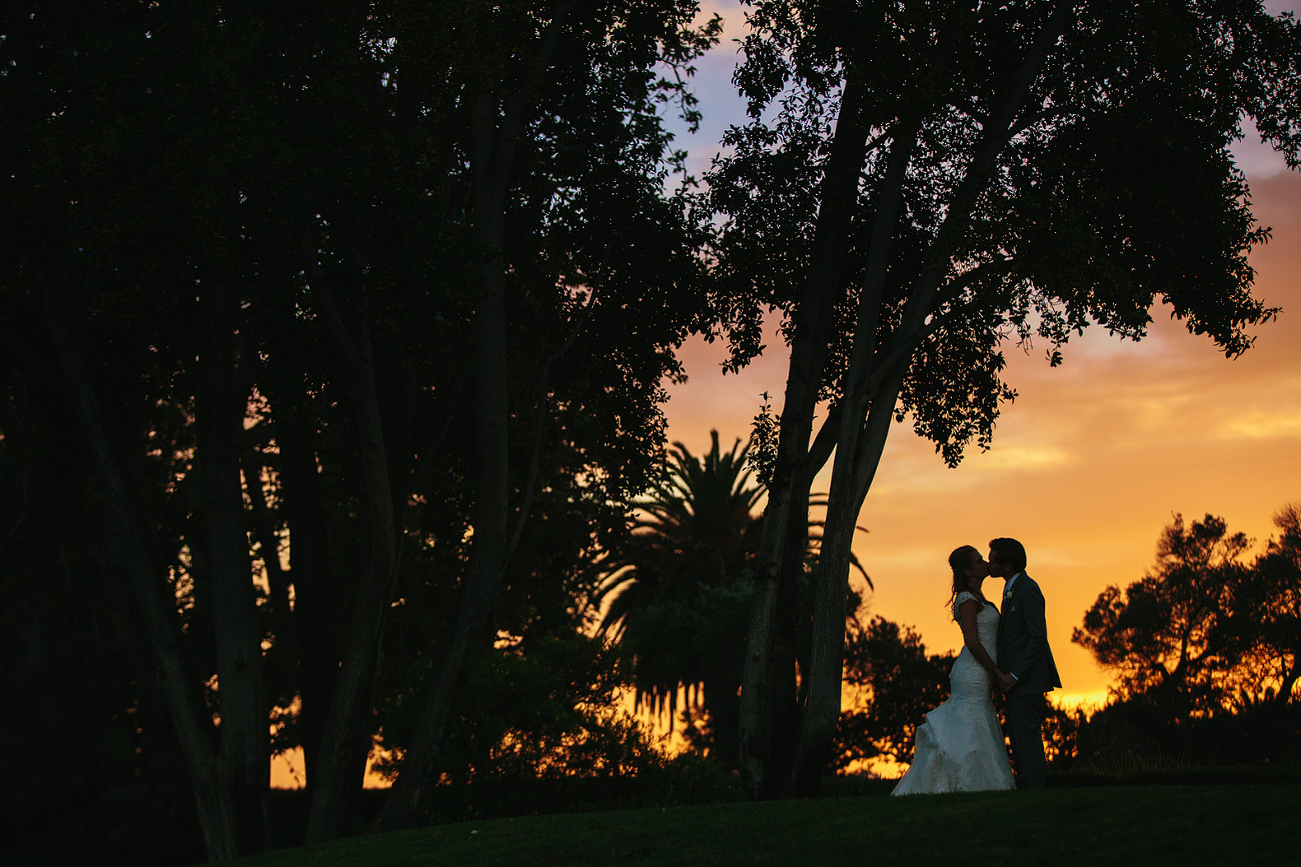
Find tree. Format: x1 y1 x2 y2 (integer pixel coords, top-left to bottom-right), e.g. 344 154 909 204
1232 504 1301 704
2 0 723 856
365 0 721 834
702 0 1301 796
596 432 764 768
0 335 209 865
1074 513 1252 712
1076 508 1301 713
1068 507 1301 768
3 4 295 853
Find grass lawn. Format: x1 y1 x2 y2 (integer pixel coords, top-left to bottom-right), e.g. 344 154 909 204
239 781 1299 865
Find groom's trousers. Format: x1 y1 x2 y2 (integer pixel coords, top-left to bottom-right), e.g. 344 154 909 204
1005 691 1048 789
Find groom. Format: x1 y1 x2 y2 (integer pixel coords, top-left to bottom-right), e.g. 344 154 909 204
989 537 1061 789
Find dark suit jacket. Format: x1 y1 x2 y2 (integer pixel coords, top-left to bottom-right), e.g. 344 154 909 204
996 572 1062 695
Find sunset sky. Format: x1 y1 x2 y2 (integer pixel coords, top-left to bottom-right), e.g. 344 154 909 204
662 0 1301 710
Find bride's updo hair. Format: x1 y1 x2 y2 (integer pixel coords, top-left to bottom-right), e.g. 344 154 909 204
947 545 979 618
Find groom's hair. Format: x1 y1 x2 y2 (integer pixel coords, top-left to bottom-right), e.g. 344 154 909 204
989 537 1027 573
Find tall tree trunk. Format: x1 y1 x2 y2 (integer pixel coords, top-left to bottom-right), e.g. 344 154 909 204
370 293 506 831
372 86 515 833
738 70 871 800
275 409 341 802
304 285 402 844
784 116 920 795
196 283 270 851
703 668 741 770
789 365 906 794
372 6 575 828
42 282 240 860
754 439 834 792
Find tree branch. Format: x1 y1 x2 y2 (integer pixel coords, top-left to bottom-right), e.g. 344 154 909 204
863 2 1072 400
409 370 469 490
504 285 600 564
867 258 1017 392
800 402 841 481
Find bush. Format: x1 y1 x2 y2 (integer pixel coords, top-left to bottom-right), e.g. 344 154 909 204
1049 696 1301 775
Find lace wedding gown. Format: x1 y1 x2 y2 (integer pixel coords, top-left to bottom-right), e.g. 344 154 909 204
891 591 1015 795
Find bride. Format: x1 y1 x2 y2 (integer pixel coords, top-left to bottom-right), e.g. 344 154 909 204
892 545 1015 795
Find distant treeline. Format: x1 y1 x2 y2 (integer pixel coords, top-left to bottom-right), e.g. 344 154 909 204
1058 508 1301 770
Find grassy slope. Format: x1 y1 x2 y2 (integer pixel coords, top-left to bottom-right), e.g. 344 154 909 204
240 782 1299 866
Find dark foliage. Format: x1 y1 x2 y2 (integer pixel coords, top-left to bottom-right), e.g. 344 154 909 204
1048 696 1301 775
833 616 955 769
0 0 721 857
1058 504 1301 774
1075 508 1301 713
373 633 660 787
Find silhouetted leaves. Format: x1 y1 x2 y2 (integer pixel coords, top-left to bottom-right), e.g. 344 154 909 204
1074 508 1301 714
595 433 762 766
834 617 956 769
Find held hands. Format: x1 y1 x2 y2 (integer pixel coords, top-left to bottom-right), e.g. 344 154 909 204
997 671 1017 692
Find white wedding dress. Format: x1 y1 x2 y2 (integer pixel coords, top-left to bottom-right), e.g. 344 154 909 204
891 591 1015 795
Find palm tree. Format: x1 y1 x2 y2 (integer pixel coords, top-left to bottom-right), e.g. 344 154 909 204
596 431 761 767
596 431 871 769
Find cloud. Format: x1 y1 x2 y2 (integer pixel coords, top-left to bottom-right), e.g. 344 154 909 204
1218 410 1301 441
971 443 1077 472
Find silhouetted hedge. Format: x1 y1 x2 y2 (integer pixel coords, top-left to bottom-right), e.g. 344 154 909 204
1048 698 1301 776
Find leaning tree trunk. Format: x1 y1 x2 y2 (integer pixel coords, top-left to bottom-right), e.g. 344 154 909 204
304 284 403 844
372 84 517 833
737 70 873 800
789 364 907 795
784 113 921 795
196 283 270 851
42 282 240 860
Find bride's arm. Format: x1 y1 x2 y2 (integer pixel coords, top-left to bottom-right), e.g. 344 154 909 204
958 599 1003 679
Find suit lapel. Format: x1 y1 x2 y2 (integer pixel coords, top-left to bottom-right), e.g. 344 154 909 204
998 580 1009 639
999 574 1022 639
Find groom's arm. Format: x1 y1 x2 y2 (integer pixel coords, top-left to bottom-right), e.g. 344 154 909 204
1010 582 1049 682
